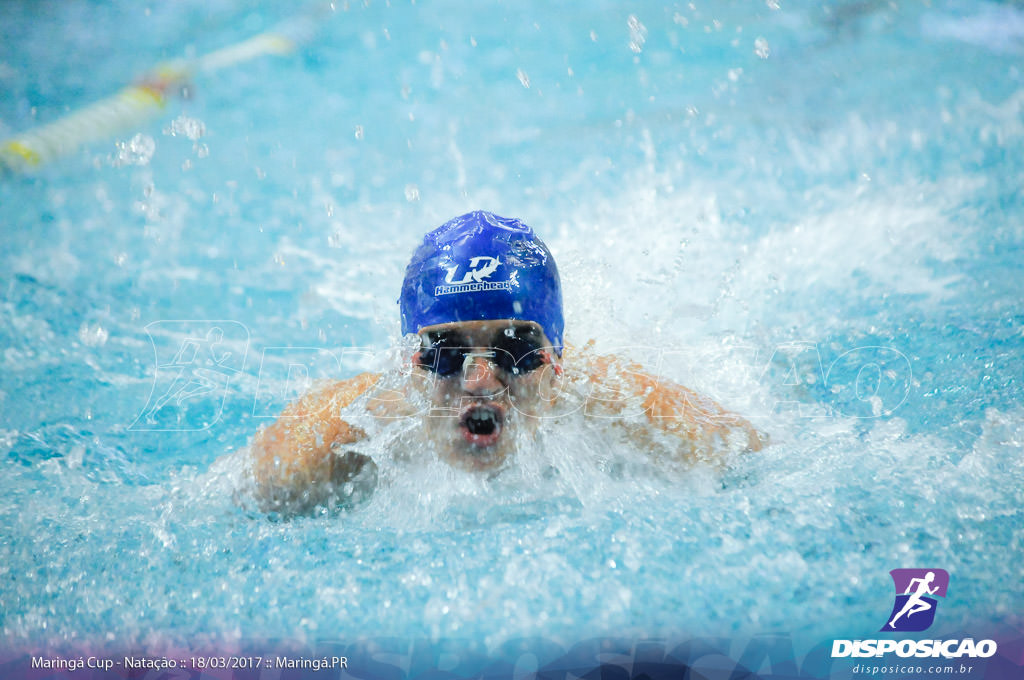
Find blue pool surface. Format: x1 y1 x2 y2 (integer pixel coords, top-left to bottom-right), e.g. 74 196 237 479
1 0 1022 661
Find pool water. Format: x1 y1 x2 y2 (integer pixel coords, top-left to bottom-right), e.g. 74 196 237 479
1 0 1022 664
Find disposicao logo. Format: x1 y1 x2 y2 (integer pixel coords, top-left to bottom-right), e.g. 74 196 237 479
881 568 949 632
831 568 998 659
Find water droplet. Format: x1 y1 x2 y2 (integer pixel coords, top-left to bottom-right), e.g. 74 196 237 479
113 133 155 166
354 125 364 140
766 0 780 8
164 115 205 140
754 37 770 59
78 323 109 347
627 15 647 53
516 68 531 88
869 395 883 417
404 184 420 201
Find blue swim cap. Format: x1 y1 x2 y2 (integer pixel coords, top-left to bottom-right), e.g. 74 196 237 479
399 211 564 354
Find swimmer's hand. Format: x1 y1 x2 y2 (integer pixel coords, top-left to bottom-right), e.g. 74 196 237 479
574 346 765 463
248 372 380 513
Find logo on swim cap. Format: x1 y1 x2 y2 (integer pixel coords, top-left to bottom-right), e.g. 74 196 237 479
399 211 564 353
437 255 507 293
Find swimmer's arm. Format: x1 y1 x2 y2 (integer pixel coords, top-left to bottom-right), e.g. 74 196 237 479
580 351 765 462
248 372 380 511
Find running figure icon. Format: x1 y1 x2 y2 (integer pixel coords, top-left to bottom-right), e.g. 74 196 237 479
131 320 249 431
887 571 938 629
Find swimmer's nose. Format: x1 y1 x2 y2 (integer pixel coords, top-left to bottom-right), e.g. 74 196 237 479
461 354 504 394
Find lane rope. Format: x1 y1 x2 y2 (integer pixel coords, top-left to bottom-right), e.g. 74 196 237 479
0 10 322 175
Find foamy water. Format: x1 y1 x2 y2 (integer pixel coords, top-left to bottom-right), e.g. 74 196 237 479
1 0 1022 657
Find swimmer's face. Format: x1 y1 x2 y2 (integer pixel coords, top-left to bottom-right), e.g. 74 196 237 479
411 319 561 472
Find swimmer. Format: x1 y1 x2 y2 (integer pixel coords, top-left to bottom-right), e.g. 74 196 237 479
245 211 764 512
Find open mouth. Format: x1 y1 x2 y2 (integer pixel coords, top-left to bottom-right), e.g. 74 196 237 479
459 403 505 448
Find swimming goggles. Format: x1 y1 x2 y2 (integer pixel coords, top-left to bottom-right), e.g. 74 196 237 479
416 326 550 377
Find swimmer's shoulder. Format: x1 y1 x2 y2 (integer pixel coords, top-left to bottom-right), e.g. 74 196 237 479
245 371 382 513
562 340 766 457
290 366 424 422
293 369 416 418
302 371 382 415
251 371 381 464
